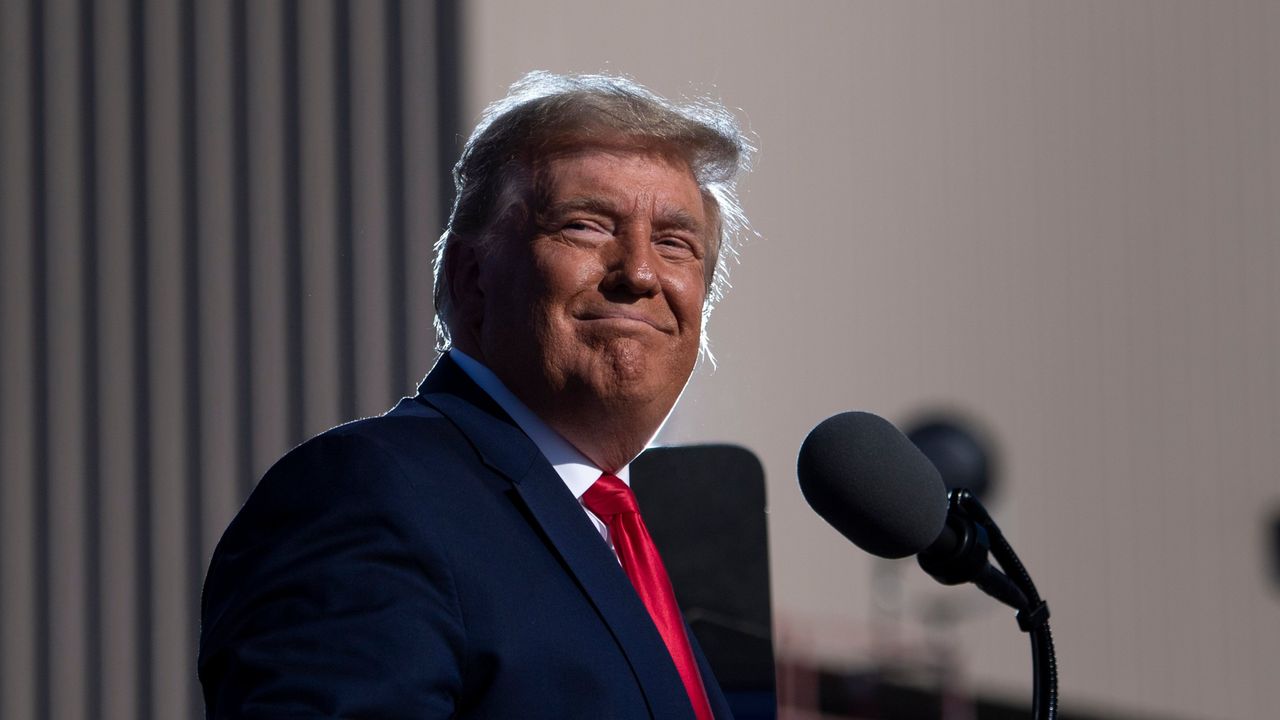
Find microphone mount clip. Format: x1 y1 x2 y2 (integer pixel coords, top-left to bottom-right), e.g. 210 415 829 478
917 488 1058 719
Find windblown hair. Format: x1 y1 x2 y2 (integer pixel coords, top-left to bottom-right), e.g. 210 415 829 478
432 70 755 358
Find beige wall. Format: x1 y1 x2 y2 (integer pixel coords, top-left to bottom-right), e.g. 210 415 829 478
467 1 1280 718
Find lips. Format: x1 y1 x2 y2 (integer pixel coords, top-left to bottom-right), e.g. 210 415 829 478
576 308 673 333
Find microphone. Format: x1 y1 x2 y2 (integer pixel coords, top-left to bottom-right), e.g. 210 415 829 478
797 411 1026 609
798 410 1058 719
797 411 948 559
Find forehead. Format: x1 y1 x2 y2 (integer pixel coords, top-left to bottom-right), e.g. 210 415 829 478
536 150 707 220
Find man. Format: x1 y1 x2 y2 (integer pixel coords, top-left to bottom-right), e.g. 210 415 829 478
199 71 753 719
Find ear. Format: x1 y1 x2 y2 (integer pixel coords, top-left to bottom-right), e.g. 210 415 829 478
442 236 486 353
700 191 723 291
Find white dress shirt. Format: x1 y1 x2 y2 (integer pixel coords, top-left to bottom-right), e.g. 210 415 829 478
449 349 630 546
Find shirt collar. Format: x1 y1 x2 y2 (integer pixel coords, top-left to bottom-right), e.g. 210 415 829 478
448 349 630 497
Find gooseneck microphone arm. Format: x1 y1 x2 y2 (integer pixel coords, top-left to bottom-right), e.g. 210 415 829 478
920 489 1058 720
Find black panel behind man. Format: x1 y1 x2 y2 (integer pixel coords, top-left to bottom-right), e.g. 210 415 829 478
198 71 755 719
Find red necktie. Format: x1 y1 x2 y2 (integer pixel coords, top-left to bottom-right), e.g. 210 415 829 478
582 473 714 720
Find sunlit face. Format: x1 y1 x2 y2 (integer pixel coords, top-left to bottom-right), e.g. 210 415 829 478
471 149 712 431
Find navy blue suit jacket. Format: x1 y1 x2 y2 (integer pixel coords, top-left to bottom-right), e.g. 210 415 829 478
199 354 733 719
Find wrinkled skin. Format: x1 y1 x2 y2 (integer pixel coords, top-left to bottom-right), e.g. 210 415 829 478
450 150 711 471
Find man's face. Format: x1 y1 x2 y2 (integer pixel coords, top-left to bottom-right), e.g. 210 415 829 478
470 149 711 433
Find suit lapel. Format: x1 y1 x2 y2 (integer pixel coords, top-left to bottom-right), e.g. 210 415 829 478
413 355 696 720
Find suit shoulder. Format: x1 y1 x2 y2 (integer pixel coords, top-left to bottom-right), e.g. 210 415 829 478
268 399 475 492
207 395 500 576
205 401 479 601
331 395 481 451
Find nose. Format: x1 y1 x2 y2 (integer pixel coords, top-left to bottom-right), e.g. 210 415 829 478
601 231 660 297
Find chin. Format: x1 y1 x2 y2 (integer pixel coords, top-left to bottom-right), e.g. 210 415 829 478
607 358 695 409
601 338 653 382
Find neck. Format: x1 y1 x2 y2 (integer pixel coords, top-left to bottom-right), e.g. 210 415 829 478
449 342 674 471
533 397 669 472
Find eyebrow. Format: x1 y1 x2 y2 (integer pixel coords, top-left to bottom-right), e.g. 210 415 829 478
653 207 705 235
540 197 619 221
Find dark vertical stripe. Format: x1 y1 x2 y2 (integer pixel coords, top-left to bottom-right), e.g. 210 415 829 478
28 0 50 718
231 0 254 500
179 0 203 717
384 0 407 397
281 0 304 443
128 0 154 716
433 0 462 226
334 0 356 419
77 0 103 716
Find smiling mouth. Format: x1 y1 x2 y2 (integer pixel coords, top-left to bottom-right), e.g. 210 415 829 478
577 311 671 333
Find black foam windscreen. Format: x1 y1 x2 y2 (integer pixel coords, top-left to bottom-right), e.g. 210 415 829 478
798 411 948 559
630 444 775 710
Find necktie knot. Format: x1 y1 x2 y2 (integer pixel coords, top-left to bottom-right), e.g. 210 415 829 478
581 473 639 520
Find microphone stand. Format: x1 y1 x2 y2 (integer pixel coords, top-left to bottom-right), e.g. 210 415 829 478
917 489 1058 720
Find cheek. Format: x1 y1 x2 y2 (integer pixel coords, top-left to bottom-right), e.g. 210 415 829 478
535 246 603 304
568 256 602 290
665 272 708 324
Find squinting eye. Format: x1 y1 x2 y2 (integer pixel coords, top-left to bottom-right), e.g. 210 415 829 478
563 220 609 235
